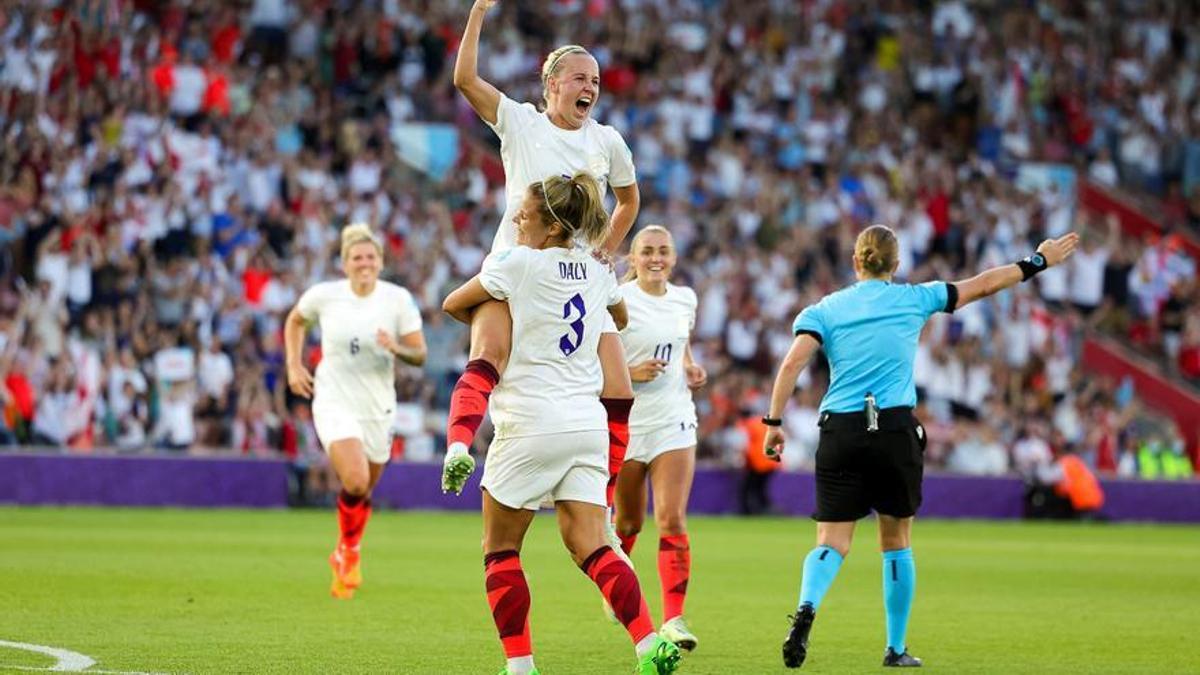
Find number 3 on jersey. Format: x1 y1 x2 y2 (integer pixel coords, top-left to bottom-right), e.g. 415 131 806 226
559 293 587 357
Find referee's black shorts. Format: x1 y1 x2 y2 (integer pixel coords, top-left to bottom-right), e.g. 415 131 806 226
813 407 926 521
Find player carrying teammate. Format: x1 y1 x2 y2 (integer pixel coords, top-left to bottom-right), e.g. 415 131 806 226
284 223 426 599
448 0 640 529
441 173 681 675
612 226 706 651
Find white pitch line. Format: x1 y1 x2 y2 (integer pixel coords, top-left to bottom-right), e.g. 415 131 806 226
0 640 95 671
5 662 171 667
0 639 172 674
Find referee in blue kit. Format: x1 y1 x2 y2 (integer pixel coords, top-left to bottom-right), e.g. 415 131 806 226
762 224 1078 668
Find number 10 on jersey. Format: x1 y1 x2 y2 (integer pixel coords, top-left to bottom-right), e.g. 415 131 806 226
654 343 673 363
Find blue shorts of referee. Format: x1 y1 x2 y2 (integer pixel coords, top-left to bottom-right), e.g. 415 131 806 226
814 406 926 521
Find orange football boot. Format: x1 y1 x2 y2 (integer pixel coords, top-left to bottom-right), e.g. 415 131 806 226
328 544 361 599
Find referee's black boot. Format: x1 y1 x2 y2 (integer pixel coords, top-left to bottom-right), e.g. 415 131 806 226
782 605 816 668
882 647 922 667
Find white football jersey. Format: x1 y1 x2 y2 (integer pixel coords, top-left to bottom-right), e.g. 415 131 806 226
479 246 622 438
619 281 698 434
487 94 636 252
296 280 423 420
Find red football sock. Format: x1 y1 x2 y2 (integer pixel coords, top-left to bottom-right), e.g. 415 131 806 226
618 531 638 556
337 490 371 549
601 398 633 508
448 359 500 448
485 550 532 658
581 546 654 644
659 534 691 621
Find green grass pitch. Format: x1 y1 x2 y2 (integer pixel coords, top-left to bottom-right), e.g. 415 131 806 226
1 507 1197 674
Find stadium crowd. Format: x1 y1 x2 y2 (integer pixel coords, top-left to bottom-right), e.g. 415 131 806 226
0 0 1196 484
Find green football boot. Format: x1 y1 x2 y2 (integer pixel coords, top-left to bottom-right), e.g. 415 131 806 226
634 635 682 674
441 443 476 495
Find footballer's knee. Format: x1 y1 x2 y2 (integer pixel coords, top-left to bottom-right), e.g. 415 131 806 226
469 342 507 374
337 463 370 496
600 379 634 399
563 534 603 566
599 367 634 399
655 511 687 537
340 475 369 497
615 516 643 539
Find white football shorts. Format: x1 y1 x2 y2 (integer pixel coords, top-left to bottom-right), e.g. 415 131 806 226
625 422 697 465
481 429 608 510
313 402 393 465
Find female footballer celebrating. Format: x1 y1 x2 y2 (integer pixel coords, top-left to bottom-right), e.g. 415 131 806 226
442 174 681 675
613 225 707 652
448 0 641 523
285 223 427 599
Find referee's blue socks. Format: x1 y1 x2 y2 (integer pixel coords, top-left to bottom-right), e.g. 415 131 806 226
798 545 844 610
882 547 915 653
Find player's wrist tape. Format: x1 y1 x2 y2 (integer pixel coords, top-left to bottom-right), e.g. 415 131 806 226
1016 253 1048 281
761 416 782 427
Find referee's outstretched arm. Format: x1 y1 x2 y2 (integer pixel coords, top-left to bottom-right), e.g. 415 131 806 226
950 233 1079 308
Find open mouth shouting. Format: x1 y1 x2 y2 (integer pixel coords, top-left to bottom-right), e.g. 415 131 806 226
575 96 593 115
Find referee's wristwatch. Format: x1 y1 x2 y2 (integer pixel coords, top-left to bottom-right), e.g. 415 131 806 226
761 416 783 427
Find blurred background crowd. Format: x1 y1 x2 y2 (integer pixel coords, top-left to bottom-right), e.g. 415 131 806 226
1 0 1197 494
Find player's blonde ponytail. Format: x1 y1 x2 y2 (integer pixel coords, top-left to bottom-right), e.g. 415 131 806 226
531 172 610 248
540 45 591 109
340 222 383 261
623 225 673 282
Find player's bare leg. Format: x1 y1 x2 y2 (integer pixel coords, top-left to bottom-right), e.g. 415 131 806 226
598 332 634 543
649 447 697 650
445 301 510 483
605 460 649 624
558 500 680 674
613 460 649 555
328 439 372 599
482 491 537 675
597 336 636 624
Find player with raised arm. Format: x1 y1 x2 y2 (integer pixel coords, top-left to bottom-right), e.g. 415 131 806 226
441 174 681 675
611 225 707 651
284 224 427 599
447 0 641 534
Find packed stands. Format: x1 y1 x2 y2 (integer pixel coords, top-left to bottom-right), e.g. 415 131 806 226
0 0 1196 482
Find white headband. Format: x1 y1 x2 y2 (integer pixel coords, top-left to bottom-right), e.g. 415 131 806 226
541 174 575 231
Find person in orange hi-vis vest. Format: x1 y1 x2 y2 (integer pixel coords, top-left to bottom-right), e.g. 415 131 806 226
1054 454 1104 516
739 412 779 516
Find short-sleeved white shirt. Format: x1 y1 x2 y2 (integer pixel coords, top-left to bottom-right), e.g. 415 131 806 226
479 245 621 438
487 94 636 252
619 282 698 433
296 280 423 420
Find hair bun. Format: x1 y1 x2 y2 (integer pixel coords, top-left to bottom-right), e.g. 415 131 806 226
855 224 898 277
